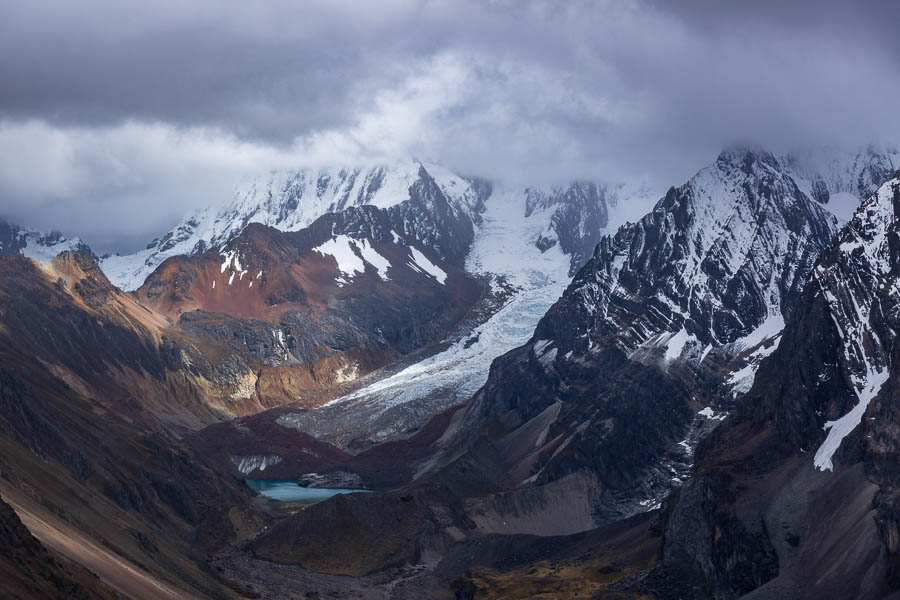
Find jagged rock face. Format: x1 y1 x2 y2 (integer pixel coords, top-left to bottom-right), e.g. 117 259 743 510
526 182 610 273
385 166 483 264
549 149 840 353
653 175 900 600
730 175 900 470
458 150 840 493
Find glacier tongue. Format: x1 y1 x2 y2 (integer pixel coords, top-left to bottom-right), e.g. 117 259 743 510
304 187 576 435
339 187 572 401
278 184 658 446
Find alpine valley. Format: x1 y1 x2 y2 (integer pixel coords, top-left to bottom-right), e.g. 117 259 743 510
3 144 900 600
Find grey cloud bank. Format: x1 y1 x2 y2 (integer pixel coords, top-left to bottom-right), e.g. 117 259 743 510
1 0 899 252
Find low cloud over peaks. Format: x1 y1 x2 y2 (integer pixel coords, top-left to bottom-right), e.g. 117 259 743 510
2 0 899 252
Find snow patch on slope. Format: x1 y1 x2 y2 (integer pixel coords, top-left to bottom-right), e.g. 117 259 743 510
814 369 888 471
664 328 696 362
737 314 785 350
407 246 446 284
312 235 392 282
812 178 899 471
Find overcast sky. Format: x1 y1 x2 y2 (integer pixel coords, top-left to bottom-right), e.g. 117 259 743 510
2 0 899 252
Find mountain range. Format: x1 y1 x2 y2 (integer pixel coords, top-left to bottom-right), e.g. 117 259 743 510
2 143 900 599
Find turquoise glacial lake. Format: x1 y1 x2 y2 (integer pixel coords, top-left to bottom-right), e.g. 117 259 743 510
245 479 368 503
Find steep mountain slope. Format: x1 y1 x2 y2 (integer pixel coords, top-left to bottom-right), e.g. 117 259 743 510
650 172 900 600
0 252 269 598
422 148 842 516
0 496 118 600
0 251 234 432
135 197 484 417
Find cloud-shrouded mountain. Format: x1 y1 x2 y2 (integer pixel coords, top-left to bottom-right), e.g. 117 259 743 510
100 162 485 291
784 144 900 222
0 219 93 261
100 161 659 292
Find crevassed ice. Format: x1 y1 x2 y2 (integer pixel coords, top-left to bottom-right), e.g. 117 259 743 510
231 454 282 474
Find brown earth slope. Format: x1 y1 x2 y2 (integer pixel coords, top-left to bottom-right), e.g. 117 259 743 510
0 494 118 600
0 252 268 598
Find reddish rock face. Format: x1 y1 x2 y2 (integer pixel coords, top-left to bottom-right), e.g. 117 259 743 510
133 207 484 414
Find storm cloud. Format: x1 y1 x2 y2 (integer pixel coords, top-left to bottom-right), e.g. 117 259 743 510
1 0 899 252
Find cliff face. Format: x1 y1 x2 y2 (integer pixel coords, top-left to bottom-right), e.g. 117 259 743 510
651 174 900 599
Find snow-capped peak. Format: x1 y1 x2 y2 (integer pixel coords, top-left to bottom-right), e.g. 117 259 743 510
782 144 900 224
100 161 485 290
0 219 93 262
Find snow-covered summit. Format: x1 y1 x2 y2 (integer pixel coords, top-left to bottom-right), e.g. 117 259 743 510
0 219 93 262
782 144 900 223
550 147 842 355
100 161 488 290
99 158 656 290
